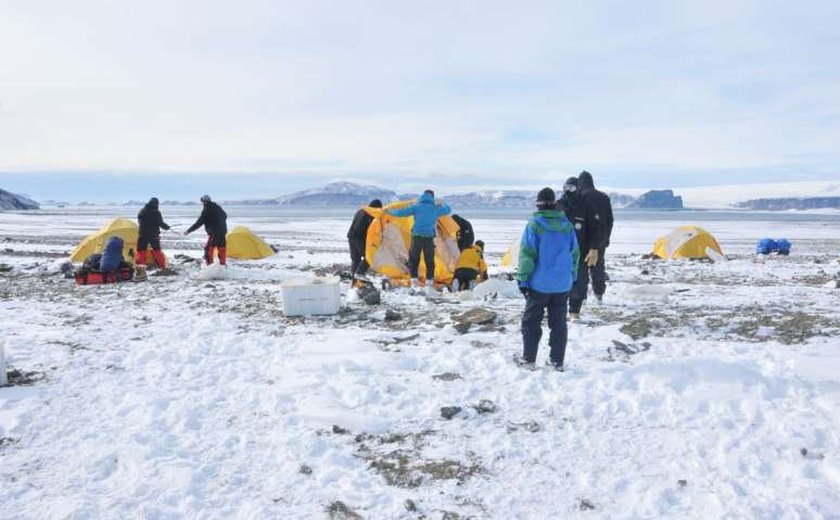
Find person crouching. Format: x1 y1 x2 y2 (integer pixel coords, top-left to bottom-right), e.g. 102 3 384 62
454 240 488 291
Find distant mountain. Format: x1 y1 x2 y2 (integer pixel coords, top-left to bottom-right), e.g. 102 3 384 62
274 181 398 207
735 197 840 211
443 190 532 208
0 189 39 210
627 189 684 209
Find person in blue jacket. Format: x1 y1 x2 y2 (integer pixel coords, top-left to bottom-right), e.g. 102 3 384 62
99 236 126 274
386 190 451 291
516 187 580 370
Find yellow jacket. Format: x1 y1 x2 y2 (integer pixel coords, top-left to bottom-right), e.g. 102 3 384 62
456 245 487 276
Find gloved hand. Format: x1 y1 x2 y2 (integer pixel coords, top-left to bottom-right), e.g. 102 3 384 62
519 285 530 298
584 249 599 267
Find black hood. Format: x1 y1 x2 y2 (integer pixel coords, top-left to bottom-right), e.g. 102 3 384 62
578 170 595 191
146 197 159 210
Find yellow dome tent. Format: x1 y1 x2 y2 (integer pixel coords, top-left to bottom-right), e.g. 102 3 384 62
653 225 723 260
226 226 275 260
363 200 461 286
71 218 168 266
71 218 139 264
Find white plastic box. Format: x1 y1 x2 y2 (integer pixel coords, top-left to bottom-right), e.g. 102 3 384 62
281 277 341 316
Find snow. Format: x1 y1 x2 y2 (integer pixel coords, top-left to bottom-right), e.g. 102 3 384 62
1 207 840 518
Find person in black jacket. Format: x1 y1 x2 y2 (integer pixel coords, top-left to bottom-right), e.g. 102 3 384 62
559 177 601 320
136 197 170 268
578 170 614 302
185 195 228 265
347 199 383 276
451 214 475 251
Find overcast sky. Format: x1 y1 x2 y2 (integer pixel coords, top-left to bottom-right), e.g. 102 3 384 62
1 0 839 200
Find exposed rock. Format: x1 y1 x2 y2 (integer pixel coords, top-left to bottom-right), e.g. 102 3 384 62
472 399 498 415
451 308 497 326
578 499 596 511
677 479 688 487
432 372 463 382
440 406 463 420
384 309 402 321
403 499 417 512
332 425 350 435
326 500 364 520
299 464 313 475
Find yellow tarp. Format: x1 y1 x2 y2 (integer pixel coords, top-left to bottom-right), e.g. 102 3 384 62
226 226 275 260
653 225 723 260
71 218 140 263
363 199 461 286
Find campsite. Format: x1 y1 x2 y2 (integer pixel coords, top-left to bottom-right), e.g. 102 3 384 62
2 206 840 518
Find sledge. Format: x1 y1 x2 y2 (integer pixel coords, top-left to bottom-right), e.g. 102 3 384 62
74 267 134 285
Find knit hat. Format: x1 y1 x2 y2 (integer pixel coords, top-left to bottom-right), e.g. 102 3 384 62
200 195 211 204
369 199 383 208
535 187 555 208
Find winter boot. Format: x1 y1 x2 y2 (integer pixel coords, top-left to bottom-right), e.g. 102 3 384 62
513 354 536 370
425 280 436 297
568 312 581 322
546 358 565 372
218 247 227 266
136 249 148 265
594 294 604 305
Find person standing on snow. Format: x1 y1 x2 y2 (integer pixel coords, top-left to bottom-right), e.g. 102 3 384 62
385 189 451 293
578 170 614 303
185 195 228 266
136 197 170 269
347 199 383 276
516 188 579 371
454 240 488 291
559 177 601 321
451 214 475 251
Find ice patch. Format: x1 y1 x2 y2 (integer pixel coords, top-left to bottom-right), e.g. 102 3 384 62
195 264 230 280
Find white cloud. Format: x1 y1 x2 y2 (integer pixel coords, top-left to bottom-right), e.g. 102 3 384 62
0 0 838 185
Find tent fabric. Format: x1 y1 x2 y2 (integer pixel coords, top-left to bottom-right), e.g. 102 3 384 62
653 226 723 260
71 218 140 264
71 218 168 266
363 199 461 285
500 237 521 270
226 226 275 259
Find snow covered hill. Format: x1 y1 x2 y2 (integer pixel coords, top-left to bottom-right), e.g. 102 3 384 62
0 189 39 210
274 182 398 207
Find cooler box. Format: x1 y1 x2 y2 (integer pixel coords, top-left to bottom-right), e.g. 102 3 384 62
282 277 341 316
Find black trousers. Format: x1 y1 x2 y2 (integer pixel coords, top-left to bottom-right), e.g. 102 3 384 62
590 247 607 296
454 267 478 291
348 238 369 275
408 236 435 280
570 248 607 312
137 236 162 251
521 290 569 365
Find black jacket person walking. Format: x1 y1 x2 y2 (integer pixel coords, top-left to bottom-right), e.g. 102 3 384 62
185 195 228 265
578 170 613 302
136 197 170 268
347 199 382 276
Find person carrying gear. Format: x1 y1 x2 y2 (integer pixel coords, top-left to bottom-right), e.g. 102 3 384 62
136 197 170 269
185 195 228 266
385 189 451 293
559 177 601 321
578 170 613 303
454 240 488 291
347 199 383 276
451 214 475 251
515 188 579 371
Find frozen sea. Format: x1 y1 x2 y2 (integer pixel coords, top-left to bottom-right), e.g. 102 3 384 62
1 206 839 519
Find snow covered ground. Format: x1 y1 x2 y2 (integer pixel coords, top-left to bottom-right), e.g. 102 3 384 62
1 207 840 519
